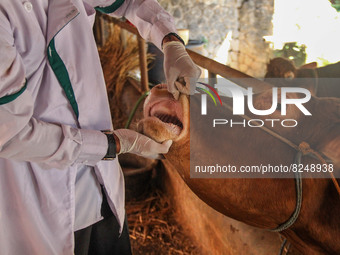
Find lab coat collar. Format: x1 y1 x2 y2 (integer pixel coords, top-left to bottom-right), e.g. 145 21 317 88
46 0 80 45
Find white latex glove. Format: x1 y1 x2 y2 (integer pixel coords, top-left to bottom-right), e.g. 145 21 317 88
113 129 172 159
163 41 201 100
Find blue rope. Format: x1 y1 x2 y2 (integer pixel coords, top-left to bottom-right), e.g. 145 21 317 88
272 151 304 255
278 238 288 255
277 238 292 255
271 151 303 232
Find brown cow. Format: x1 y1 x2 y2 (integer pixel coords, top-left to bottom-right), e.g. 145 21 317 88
265 57 340 98
265 57 297 80
138 84 340 255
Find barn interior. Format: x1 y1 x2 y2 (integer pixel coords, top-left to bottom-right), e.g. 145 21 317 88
94 0 340 254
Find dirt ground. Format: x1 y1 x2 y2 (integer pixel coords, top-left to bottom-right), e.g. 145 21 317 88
124 163 298 255
125 167 201 255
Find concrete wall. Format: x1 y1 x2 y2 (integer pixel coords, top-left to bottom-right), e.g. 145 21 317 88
158 0 274 77
231 0 274 77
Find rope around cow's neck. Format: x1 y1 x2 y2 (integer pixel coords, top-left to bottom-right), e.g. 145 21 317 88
221 101 340 198
218 100 339 255
220 102 304 232
270 151 302 232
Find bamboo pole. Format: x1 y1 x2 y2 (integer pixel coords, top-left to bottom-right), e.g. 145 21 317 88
187 49 272 93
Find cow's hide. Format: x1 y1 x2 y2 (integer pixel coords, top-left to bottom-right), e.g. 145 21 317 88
138 84 340 255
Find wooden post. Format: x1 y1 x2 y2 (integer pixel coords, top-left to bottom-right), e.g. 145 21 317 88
93 14 103 46
98 15 105 47
137 35 149 92
208 71 217 87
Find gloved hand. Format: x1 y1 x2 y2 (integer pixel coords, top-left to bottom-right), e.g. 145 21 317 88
113 129 172 159
163 41 201 100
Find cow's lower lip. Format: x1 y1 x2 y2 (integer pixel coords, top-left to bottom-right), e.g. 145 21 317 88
148 101 184 135
139 97 185 142
144 116 183 136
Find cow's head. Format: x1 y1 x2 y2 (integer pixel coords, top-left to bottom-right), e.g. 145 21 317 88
138 84 340 170
138 84 190 169
265 57 318 96
265 57 297 80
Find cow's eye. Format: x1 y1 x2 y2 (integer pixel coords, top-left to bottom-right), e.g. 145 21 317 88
276 103 281 111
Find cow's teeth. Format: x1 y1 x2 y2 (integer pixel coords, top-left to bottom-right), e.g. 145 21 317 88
153 113 183 129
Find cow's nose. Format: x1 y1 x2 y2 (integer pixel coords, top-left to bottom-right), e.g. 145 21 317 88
153 84 168 90
150 84 172 97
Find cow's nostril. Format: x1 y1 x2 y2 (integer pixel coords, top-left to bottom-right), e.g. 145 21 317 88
154 84 167 90
276 103 281 111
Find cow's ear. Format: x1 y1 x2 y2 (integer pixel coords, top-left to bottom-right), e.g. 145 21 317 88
321 135 340 167
300 62 317 69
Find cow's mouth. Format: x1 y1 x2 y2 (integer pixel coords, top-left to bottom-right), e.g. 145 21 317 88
151 112 183 134
138 85 188 143
148 99 184 135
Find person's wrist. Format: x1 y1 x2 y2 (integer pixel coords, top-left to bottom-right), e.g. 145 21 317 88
162 33 185 49
102 131 120 159
112 133 121 154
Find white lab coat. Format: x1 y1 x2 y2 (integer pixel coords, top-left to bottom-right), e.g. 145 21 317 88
0 0 176 254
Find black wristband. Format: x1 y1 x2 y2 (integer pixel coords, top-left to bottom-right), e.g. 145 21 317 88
162 32 185 47
102 132 116 160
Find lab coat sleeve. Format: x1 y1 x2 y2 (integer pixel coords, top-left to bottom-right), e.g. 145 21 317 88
89 0 177 50
0 16 107 169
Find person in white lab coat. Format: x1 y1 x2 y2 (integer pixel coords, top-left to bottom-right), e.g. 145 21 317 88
0 0 201 254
